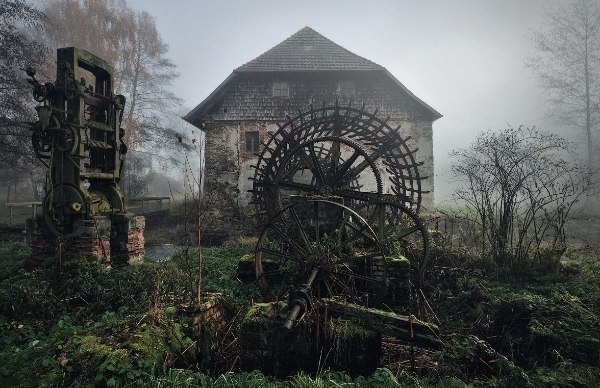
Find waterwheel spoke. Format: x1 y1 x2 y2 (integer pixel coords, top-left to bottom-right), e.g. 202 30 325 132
333 188 378 202
277 180 320 193
330 150 361 184
306 142 327 186
395 225 422 239
289 206 313 254
330 137 341 172
344 218 378 243
278 130 325 186
313 200 320 245
327 268 356 295
268 224 310 256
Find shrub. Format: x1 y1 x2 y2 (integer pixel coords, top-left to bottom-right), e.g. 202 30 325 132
0 239 30 280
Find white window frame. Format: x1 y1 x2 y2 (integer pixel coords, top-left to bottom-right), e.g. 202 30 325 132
273 81 289 97
338 81 355 97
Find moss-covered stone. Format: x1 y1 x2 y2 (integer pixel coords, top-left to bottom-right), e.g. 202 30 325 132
325 317 381 376
388 256 411 269
130 326 168 365
236 253 255 282
239 302 317 376
76 335 129 364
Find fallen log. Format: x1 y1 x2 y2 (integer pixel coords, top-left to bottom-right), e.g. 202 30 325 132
320 298 443 349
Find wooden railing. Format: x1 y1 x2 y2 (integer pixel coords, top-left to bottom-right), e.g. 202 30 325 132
5 201 42 224
4 196 171 224
128 196 171 211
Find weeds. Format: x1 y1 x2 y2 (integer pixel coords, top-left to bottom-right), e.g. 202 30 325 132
0 239 29 280
172 244 262 307
0 239 598 386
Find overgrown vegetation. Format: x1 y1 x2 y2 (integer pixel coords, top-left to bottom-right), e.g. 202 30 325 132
450 126 595 275
0 238 598 386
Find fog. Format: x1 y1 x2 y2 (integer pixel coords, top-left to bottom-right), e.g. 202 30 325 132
126 0 575 205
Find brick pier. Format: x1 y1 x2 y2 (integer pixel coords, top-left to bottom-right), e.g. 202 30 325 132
26 214 145 266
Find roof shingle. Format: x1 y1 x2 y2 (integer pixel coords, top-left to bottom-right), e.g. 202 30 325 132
235 27 385 72
184 27 442 123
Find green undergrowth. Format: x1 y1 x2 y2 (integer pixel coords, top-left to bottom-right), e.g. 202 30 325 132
424 247 600 386
0 240 30 280
171 244 263 307
0 244 197 386
0 240 599 386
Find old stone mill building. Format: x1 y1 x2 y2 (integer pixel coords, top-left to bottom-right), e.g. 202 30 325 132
184 27 441 239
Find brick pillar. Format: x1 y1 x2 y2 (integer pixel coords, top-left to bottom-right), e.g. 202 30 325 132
111 214 145 266
25 217 111 265
386 256 411 307
26 215 144 267
65 218 111 265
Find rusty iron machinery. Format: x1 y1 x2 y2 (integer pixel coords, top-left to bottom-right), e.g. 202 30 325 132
25 47 128 237
251 103 430 327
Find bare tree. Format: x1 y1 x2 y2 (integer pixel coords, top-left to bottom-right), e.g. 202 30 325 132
527 0 600 168
0 0 49 171
42 0 132 87
451 126 594 271
42 0 185 195
118 11 182 149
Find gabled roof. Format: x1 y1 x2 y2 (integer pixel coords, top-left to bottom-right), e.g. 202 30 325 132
184 27 442 123
235 27 385 72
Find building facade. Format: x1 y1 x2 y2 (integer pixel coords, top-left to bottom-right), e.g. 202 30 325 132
185 27 441 239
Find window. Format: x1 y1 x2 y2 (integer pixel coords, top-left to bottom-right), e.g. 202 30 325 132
273 81 289 97
338 81 355 97
245 131 260 153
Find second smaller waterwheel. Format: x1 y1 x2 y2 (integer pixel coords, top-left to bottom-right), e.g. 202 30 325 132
254 197 388 318
357 197 430 286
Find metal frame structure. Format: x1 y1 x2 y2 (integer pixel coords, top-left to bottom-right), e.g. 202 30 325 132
26 47 128 237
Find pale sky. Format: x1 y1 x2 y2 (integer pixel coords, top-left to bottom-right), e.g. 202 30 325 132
124 0 567 204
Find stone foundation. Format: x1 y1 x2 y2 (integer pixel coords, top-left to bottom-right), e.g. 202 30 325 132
194 293 237 368
239 302 318 376
26 214 145 266
238 301 383 376
386 256 411 307
26 217 57 266
68 218 112 265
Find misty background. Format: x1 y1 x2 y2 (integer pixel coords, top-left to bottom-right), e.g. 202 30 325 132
122 0 565 205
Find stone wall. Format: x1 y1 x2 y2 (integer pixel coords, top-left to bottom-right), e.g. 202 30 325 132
392 119 435 211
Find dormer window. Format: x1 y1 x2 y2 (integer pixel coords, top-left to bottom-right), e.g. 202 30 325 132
338 81 355 97
273 81 289 97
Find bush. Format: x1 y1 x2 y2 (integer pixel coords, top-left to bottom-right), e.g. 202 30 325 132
451 126 594 273
0 239 30 280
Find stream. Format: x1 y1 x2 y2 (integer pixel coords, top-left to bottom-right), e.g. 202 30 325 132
144 244 179 262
